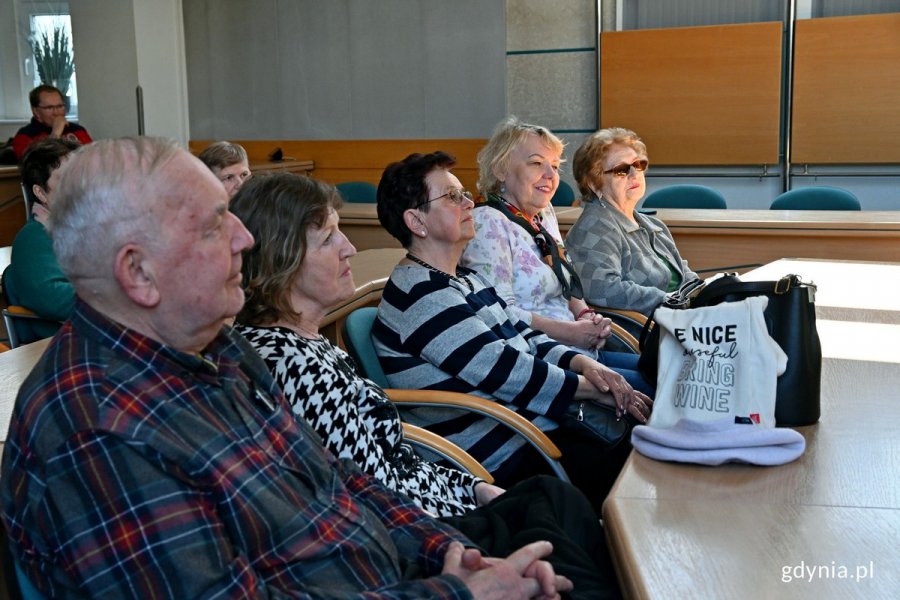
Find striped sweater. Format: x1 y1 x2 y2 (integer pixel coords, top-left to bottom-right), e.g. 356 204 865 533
373 264 580 473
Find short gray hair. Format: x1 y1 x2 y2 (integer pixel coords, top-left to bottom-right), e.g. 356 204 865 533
49 137 183 284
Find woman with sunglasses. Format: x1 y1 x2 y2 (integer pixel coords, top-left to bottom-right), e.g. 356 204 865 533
566 128 699 319
460 117 650 395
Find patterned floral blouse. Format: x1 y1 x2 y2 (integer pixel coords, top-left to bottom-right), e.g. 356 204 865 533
460 204 572 325
238 324 483 517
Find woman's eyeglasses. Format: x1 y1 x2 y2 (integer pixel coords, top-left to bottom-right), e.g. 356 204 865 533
416 188 474 208
602 159 649 178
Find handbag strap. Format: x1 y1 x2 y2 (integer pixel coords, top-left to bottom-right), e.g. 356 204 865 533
479 194 584 300
695 274 816 306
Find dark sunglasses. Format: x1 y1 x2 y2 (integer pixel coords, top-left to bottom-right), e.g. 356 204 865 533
602 159 649 178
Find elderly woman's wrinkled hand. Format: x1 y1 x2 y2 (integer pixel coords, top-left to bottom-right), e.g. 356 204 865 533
625 390 653 423
580 363 633 413
570 314 613 350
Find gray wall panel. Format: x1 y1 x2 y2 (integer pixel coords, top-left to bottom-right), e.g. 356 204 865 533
507 0 598 51
184 0 505 140
507 51 596 131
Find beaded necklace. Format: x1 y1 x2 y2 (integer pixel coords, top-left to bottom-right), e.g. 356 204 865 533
405 253 474 292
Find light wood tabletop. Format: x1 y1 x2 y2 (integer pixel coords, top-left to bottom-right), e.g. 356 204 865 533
560 208 900 272
743 258 900 324
248 159 315 176
338 204 900 269
0 246 10 276
603 258 900 598
0 338 50 452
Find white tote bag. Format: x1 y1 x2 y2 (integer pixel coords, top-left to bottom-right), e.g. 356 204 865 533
648 296 787 430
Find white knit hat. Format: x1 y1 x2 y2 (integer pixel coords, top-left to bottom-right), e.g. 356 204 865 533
631 417 806 466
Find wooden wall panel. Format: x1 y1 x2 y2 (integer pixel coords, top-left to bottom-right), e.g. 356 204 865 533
190 139 485 193
600 22 782 165
792 13 900 164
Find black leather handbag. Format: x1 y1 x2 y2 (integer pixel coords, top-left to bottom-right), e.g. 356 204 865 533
638 273 821 426
560 400 636 449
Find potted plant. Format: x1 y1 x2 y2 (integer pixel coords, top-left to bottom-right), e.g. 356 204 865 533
30 25 74 99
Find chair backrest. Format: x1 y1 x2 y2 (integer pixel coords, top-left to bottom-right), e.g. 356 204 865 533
15 562 48 600
641 184 728 209
550 180 577 206
21 182 33 221
770 186 861 210
1 267 61 348
336 181 378 203
342 306 390 388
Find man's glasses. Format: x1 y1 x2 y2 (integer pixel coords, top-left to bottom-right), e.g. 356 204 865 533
602 159 649 178
416 188 474 208
37 104 66 111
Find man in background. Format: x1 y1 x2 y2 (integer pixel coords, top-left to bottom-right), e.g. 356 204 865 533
12 84 92 160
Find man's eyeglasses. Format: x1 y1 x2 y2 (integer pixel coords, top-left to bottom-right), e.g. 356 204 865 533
37 104 66 111
602 159 649 178
219 171 252 185
416 188 474 208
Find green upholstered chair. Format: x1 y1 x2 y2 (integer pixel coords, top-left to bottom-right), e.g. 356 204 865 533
342 306 569 481
336 181 378 203
770 186 861 210
550 180 577 206
641 184 727 209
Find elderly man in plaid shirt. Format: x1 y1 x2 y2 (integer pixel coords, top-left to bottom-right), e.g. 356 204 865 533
0 137 571 600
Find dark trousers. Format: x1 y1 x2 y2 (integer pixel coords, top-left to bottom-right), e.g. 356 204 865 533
492 428 632 515
441 475 621 600
546 429 633 514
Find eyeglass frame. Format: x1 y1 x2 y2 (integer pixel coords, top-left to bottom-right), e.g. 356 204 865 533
415 188 474 209
601 159 649 178
36 103 66 111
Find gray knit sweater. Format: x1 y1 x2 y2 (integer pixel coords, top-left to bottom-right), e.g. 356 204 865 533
566 197 698 316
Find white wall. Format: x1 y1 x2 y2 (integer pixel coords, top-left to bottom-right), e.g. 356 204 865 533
69 0 189 144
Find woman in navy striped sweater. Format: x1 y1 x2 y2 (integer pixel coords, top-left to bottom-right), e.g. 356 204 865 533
373 151 653 509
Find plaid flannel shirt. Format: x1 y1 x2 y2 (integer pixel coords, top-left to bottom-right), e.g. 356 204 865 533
1 300 472 599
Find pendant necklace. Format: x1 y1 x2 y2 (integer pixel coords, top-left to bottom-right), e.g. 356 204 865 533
406 253 474 292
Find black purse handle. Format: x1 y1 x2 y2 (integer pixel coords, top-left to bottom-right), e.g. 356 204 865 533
694 274 816 306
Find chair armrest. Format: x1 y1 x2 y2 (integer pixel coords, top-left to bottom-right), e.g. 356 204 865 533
590 306 648 330
385 389 569 482
608 323 640 354
386 389 561 458
2 306 62 349
3 306 43 319
401 423 494 483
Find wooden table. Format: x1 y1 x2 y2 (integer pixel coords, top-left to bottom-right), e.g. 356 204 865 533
0 338 50 456
742 258 900 325
557 208 900 272
249 159 314 177
338 204 401 251
603 258 900 598
339 204 900 270
0 246 10 277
